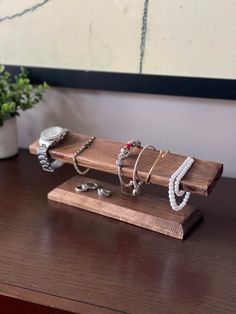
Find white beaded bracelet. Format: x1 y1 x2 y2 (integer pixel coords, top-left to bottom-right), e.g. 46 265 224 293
168 157 194 211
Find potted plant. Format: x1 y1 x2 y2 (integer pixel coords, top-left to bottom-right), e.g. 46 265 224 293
0 65 48 158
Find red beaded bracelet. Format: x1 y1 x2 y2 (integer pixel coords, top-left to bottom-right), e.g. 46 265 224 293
116 140 142 189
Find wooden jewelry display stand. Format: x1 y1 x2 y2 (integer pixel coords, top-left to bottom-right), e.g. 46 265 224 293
29 132 223 239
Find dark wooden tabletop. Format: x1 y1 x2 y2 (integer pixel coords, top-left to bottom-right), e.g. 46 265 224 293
0 150 235 314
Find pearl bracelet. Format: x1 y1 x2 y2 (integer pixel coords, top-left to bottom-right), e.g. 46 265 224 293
168 157 194 211
116 140 142 190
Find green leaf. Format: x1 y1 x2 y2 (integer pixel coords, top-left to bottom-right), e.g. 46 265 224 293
9 102 16 113
0 65 48 126
0 65 5 73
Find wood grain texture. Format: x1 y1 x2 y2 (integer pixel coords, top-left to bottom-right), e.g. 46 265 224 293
0 150 235 314
29 132 223 196
48 176 203 240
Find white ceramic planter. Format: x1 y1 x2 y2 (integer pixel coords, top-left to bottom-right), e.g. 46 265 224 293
0 117 18 159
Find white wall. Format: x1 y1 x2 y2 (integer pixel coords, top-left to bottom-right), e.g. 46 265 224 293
17 88 236 178
1 0 236 78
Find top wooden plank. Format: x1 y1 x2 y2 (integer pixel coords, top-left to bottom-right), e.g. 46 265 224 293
29 132 223 196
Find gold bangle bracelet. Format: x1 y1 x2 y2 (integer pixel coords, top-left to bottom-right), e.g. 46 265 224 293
132 145 156 195
132 146 168 196
145 150 168 183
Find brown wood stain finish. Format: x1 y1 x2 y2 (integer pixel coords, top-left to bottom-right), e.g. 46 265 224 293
29 132 223 196
0 150 235 314
48 175 202 239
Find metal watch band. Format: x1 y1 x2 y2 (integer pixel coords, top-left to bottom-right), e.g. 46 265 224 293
38 144 64 172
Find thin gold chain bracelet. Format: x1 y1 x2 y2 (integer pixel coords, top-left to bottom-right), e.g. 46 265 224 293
72 136 96 175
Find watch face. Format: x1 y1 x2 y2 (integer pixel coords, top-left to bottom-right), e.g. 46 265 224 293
41 127 63 141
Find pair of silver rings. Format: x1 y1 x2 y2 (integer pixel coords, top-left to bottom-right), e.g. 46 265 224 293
75 182 111 198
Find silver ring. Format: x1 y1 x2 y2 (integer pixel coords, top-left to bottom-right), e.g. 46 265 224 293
75 184 89 193
97 188 111 197
86 182 99 190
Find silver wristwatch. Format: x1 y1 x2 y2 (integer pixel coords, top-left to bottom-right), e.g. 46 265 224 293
37 126 68 172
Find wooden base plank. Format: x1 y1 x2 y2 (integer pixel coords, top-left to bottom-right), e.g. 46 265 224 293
48 176 203 240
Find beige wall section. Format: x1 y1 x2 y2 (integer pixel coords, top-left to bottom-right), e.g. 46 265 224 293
17 88 236 178
145 0 236 78
0 0 142 72
0 0 235 78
